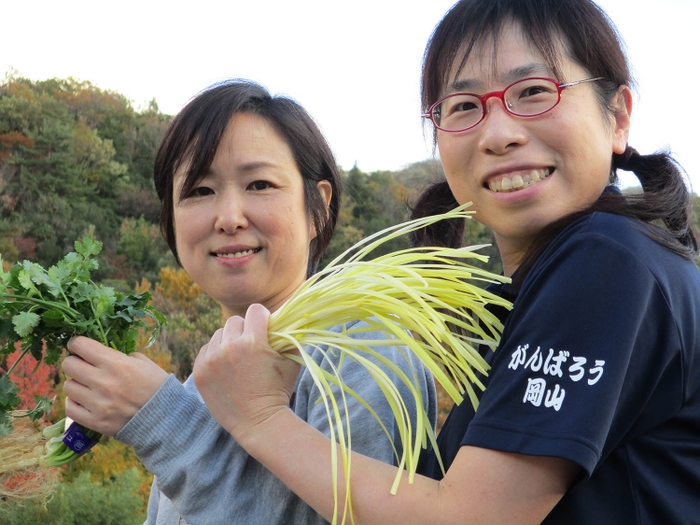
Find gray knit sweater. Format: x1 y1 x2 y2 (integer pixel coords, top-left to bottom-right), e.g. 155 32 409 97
117 320 437 525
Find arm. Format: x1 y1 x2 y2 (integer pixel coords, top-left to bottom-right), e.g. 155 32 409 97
63 338 332 524
194 305 579 525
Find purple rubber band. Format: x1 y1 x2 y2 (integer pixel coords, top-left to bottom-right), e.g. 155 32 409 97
62 422 98 454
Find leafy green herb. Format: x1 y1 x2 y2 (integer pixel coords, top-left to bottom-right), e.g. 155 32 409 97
0 235 166 436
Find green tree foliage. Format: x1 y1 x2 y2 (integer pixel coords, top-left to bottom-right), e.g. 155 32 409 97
150 267 222 379
320 160 501 275
0 74 169 274
116 217 172 286
0 469 146 525
691 193 700 271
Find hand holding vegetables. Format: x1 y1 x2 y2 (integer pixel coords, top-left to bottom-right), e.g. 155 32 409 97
194 304 299 447
63 337 169 436
0 236 166 496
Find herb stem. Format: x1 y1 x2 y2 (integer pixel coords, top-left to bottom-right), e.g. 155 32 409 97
4 346 31 376
88 298 109 346
1 293 81 320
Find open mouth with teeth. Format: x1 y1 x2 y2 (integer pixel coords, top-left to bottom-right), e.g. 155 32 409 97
488 168 553 192
215 248 262 259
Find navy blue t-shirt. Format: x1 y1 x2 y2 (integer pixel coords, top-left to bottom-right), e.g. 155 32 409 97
418 212 700 524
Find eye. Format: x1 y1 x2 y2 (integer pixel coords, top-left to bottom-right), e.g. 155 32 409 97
187 186 214 197
517 83 556 99
444 97 479 116
248 180 272 191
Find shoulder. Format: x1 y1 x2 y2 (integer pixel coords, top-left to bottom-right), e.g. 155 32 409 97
527 212 700 292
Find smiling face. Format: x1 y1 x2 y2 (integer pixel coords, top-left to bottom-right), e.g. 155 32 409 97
173 113 318 318
436 22 631 275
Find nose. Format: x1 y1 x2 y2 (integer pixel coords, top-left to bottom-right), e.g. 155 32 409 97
477 97 528 155
214 189 249 233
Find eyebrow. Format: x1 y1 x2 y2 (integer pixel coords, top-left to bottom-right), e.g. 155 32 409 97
204 160 281 177
447 62 553 94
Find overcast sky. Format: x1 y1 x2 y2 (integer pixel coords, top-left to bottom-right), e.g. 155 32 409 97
3 0 699 191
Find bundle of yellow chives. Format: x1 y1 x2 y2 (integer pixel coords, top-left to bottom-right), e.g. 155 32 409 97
267 204 512 523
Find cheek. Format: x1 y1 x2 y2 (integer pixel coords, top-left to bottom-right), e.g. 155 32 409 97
438 135 479 199
173 208 206 257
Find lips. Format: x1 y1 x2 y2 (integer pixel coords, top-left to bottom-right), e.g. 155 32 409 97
214 248 261 259
488 167 552 192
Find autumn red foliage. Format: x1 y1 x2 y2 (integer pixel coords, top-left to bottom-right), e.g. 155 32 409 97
0 131 34 161
5 342 59 414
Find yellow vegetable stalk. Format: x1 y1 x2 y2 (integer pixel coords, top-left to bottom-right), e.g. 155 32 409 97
266 204 512 524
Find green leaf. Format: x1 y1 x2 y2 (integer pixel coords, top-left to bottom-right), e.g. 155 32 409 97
42 307 70 326
68 281 96 304
12 310 41 337
48 263 70 284
75 235 103 258
0 375 20 411
31 269 63 298
27 396 54 421
17 268 39 296
28 335 45 361
0 413 12 436
0 319 20 351
93 287 116 318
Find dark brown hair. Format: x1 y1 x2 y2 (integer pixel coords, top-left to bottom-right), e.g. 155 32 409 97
153 79 341 274
412 0 697 279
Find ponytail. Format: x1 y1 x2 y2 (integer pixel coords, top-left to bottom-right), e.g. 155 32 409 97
409 180 465 248
612 146 697 256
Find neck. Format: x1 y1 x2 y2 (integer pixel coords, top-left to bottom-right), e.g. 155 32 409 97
220 285 303 321
494 237 526 278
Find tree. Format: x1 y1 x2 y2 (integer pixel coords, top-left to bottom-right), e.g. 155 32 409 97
0 74 170 270
4 342 58 413
150 267 222 379
0 470 147 525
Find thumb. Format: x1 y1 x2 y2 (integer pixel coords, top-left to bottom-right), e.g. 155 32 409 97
243 303 271 342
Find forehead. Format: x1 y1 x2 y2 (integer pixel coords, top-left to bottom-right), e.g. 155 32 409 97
216 113 293 162
446 22 573 93
173 113 298 187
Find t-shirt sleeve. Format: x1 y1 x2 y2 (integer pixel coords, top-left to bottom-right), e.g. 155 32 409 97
463 229 682 476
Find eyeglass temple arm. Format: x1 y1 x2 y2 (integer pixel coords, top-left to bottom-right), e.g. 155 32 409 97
558 76 605 88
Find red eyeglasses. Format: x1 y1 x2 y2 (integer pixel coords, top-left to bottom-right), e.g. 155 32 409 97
423 77 605 132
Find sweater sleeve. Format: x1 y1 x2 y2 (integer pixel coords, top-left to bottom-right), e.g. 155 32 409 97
117 321 437 525
295 320 437 466
117 373 330 525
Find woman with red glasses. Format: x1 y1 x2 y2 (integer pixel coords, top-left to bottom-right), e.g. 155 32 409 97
192 1 700 523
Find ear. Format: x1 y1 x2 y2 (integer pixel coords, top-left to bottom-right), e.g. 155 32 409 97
309 180 333 240
317 180 333 209
611 85 633 155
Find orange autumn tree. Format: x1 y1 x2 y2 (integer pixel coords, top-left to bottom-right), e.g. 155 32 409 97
149 267 221 379
5 342 58 413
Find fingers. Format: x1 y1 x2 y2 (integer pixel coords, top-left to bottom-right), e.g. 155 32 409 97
63 377 93 406
64 395 94 426
63 337 121 388
243 303 270 339
196 314 245 363
66 336 119 366
222 315 246 342
61 337 169 436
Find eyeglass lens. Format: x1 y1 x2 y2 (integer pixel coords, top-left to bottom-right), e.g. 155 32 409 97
434 78 560 131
